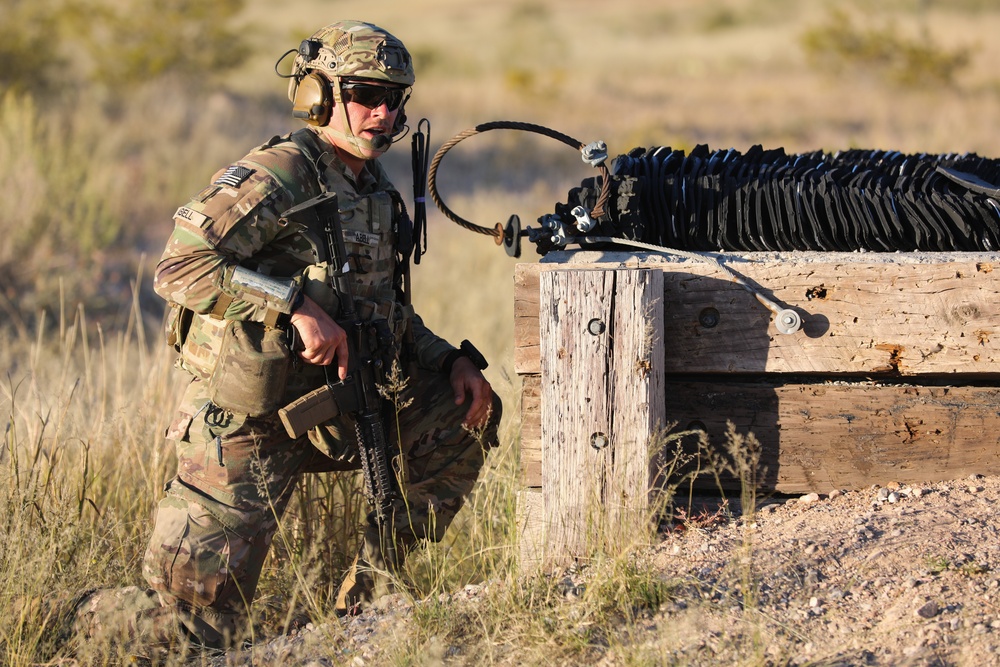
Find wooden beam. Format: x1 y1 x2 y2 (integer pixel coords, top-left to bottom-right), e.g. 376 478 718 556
667 381 1000 495
514 262 543 375
515 253 1000 376
523 377 1000 493
519 374 541 486
539 268 665 561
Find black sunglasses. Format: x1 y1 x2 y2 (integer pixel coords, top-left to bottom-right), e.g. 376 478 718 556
340 82 407 111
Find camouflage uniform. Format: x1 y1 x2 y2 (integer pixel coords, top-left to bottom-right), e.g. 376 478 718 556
73 125 500 651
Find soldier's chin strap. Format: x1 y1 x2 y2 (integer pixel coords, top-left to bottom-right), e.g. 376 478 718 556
326 83 392 158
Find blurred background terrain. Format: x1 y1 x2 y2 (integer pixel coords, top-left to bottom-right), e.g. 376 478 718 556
4 0 1000 373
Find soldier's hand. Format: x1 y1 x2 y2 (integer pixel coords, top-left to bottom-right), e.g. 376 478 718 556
290 296 349 379
449 356 493 428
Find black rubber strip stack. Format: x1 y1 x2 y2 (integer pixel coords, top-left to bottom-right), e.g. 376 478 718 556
547 144 1000 253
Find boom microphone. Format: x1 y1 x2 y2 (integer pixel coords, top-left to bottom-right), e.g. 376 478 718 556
371 134 391 150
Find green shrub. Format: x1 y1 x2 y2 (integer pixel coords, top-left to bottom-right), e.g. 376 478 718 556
0 0 65 94
76 0 252 89
801 8 972 88
701 7 741 32
0 0 251 97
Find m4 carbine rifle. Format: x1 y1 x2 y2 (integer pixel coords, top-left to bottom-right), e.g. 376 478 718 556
277 192 403 565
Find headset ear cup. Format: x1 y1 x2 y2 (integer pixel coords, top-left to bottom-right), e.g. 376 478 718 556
291 72 332 126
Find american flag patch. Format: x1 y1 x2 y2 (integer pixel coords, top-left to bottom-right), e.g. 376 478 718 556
214 165 254 188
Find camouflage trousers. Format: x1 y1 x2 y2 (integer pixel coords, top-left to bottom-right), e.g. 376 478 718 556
80 366 500 651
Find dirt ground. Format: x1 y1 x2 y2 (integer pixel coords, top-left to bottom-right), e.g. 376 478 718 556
642 475 1000 666
206 473 1000 666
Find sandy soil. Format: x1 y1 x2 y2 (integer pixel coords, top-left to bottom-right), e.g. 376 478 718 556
643 476 1000 666
207 473 1000 667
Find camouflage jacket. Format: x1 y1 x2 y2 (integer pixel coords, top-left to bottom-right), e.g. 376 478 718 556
154 127 455 389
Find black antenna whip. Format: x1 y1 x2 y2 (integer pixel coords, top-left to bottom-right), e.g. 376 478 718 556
411 118 431 263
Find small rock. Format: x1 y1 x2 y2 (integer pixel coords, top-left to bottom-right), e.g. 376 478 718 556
916 600 940 619
664 599 687 613
912 487 924 498
888 492 900 504
828 489 842 500
877 488 890 501
799 493 820 505
809 596 820 608
887 481 901 491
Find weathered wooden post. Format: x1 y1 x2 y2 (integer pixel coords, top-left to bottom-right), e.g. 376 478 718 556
524 268 664 564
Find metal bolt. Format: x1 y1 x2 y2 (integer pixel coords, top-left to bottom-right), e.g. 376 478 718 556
587 318 606 336
699 307 720 328
590 432 609 450
775 309 803 335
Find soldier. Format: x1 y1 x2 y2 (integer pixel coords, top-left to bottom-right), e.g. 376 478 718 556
64 19 501 655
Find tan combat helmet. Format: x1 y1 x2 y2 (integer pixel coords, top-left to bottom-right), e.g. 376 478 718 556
287 20 413 157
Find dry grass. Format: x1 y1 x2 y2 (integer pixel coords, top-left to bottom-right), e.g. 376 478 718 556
3 0 1000 663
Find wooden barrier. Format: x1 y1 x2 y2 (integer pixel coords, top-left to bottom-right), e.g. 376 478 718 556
515 250 1000 564
537 268 665 559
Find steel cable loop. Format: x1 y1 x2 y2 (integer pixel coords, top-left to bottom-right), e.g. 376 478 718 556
427 120 613 240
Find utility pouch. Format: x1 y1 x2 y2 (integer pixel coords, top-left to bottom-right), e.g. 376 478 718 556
208 320 291 417
165 304 193 353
